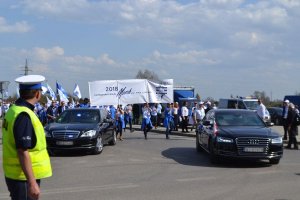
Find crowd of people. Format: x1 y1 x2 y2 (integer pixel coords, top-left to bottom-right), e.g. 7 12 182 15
9 98 214 141
138 101 215 139
3 74 300 200
281 99 299 150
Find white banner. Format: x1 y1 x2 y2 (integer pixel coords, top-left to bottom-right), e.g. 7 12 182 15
89 79 173 106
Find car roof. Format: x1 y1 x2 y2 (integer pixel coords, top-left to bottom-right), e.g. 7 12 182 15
213 109 256 113
66 108 101 111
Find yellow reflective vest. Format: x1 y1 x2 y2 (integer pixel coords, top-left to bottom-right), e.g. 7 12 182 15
2 105 52 180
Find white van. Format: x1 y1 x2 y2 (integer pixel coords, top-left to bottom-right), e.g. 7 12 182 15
218 98 271 123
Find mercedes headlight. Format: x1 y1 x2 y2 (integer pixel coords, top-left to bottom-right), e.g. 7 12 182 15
44 130 51 138
271 137 283 144
81 130 97 137
217 136 233 143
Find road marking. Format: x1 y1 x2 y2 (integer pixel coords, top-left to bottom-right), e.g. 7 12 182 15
176 176 216 182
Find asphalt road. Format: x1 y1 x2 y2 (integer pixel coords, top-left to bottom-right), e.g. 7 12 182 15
1 130 300 200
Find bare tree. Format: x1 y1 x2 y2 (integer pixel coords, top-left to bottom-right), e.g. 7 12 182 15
252 91 271 105
135 69 161 82
196 93 201 101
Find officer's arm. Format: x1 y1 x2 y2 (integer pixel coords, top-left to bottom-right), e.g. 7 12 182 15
17 149 40 199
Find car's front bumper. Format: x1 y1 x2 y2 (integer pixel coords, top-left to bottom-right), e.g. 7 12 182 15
214 142 283 160
46 137 97 151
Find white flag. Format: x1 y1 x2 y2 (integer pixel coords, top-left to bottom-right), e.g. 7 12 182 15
41 86 48 95
46 96 52 107
47 84 56 100
73 84 82 99
58 88 69 103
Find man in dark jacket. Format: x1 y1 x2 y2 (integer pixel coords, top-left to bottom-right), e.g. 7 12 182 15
46 100 58 123
57 101 67 116
286 103 298 150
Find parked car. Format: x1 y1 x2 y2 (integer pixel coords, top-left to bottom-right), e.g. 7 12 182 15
218 98 257 109
196 109 283 165
267 107 283 125
44 108 116 155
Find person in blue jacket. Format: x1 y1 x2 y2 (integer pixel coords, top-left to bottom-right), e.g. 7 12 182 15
109 105 116 120
141 103 153 139
115 105 125 141
164 103 174 139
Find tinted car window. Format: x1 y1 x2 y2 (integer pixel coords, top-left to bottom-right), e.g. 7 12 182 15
56 109 100 124
216 111 265 126
243 100 259 110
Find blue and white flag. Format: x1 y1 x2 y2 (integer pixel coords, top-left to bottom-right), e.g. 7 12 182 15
46 96 52 107
47 84 56 100
41 86 48 95
56 82 69 103
73 83 82 99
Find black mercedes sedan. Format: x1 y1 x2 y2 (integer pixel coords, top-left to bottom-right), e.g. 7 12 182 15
196 109 283 164
44 108 116 155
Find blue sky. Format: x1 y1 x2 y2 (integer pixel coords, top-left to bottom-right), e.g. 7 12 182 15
1 0 300 101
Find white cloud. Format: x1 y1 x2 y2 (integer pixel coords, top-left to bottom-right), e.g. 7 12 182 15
0 16 31 33
276 0 300 8
33 46 64 62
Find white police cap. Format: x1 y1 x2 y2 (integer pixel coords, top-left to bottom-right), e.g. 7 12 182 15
15 75 45 90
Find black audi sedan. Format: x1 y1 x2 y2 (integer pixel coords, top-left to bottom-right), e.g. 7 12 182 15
196 109 283 164
44 108 116 155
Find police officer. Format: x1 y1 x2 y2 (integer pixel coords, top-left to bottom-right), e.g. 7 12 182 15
2 75 52 200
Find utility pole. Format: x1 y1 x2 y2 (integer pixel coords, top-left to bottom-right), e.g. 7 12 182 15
23 59 32 75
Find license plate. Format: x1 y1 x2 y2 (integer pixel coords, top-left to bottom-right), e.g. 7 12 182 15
56 141 74 146
244 147 264 152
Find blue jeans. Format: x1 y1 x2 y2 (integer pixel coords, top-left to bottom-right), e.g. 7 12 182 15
5 177 41 200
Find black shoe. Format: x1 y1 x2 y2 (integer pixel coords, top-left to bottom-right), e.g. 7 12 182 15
294 147 299 150
285 146 292 149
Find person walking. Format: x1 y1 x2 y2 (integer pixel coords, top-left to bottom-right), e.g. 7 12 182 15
189 102 197 131
2 75 52 200
156 103 162 127
115 105 125 141
150 104 158 129
195 102 205 127
282 100 289 140
173 102 179 131
286 103 299 150
124 104 133 132
181 101 189 132
164 103 174 139
141 103 153 139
